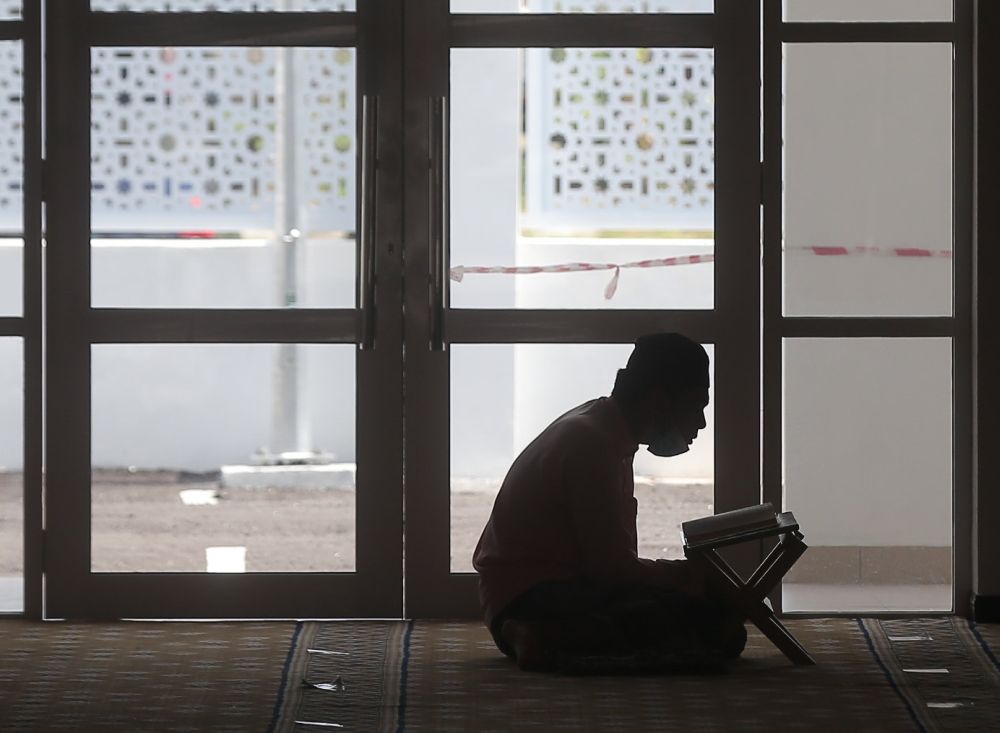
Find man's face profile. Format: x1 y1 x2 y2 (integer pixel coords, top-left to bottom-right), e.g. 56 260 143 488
645 385 709 448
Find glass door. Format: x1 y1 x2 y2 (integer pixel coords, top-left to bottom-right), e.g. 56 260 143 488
762 0 972 614
44 1 405 618
403 0 762 617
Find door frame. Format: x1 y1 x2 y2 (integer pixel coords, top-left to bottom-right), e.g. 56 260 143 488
43 3 405 619
402 0 762 618
0 4 43 618
31 0 975 620
760 0 973 615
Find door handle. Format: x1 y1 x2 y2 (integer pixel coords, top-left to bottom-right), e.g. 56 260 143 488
428 96 448 352
359 94 379 350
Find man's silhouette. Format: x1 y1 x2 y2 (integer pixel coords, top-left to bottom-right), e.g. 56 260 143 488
474 333 745 672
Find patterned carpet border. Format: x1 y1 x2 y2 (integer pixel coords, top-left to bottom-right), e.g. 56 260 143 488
859 618 930 731
852 618 1000 733
272 621 409 733
969 621 1000 677
267 621 305 733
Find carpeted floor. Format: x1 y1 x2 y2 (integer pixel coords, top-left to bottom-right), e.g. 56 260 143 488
0 620 298 732
1 617 998 732
274 617 1000 733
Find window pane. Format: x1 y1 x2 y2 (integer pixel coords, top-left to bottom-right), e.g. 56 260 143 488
450 343 714 572
91 47 356 308
0 338 23 612
782 338 952 612
784 0 952 22
783 44 952 316
0 4 19 19
91 344 356 572
450 47 714 309
91 1 354 11
452 0 712 14
0 41 22 317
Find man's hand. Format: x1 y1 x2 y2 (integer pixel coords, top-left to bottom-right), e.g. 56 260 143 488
654 558 708 597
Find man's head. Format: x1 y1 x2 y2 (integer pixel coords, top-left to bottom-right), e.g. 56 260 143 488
611 333 710 456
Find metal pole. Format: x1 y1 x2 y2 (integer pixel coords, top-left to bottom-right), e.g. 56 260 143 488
272 0 309 457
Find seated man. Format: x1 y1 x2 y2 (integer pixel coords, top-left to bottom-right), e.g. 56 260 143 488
473 333 746 673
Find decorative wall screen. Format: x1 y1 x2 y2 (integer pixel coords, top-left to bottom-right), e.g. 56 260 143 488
0 41 21 232
523 0 714 232
0 0 717 234
90 44 356 233
0 0 358 235
89 1 353 11
524 45 715 231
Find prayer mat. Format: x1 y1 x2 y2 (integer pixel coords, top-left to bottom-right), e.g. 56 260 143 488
274 618 1000 733
269 620 408 732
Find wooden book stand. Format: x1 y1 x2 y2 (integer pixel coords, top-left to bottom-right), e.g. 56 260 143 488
683 511 816 665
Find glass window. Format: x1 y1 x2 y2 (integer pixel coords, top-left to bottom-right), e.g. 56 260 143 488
783 44 952 317
782 338 952 612
0 337 23 612
452 0 712 14
90 46 356 308
784 0 952 23
0 41 22 317
450 343 714 572
91 344 357 572
91 1 354 12
450 47 714 310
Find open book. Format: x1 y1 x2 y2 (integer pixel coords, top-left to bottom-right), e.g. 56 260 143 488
682 502 779 544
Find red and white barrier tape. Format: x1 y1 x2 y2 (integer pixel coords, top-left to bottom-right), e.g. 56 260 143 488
450 254 713 300
450 246 952 300
798 245 953 258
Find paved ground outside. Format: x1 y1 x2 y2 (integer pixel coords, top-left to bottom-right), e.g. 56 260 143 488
0 471 712 575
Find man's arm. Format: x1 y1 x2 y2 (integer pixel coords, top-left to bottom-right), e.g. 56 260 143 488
563 430 698 592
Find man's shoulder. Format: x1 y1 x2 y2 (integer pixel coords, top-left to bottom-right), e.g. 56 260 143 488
546 398 618 448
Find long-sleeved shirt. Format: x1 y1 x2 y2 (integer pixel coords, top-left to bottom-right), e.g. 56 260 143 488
473 396 679 627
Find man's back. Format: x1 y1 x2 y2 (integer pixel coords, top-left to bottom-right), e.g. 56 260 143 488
472 397 639 626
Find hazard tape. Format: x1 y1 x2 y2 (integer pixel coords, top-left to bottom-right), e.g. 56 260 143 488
794 245 953 258
449 246 952 300
450 254 713 300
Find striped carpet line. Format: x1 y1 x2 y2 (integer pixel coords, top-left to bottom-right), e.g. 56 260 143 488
858 618 937 733
380 620 412 733
967 620 1000 678
391 620 415 733
267 621 307 733
270 622 321 733
270 622 409 733
956 618 1000 685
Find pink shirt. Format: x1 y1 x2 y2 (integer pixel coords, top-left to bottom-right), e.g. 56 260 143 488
473 396 676 626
